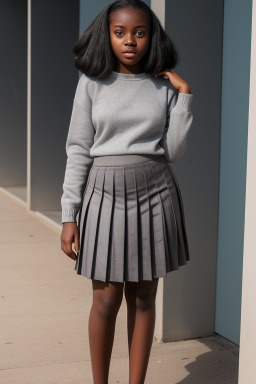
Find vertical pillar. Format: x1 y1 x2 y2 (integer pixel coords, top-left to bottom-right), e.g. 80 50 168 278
215 0 252 344
153 0 224 341
0 1 27 195
150 0 166 341
28 0 79 218
238 1 256 381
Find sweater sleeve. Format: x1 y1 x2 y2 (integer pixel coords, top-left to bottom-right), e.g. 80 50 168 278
61 74 95 224
160 88 194 163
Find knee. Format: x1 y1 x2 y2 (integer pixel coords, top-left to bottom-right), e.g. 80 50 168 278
125 285 157 312
136 291 156 311
94 293 123 320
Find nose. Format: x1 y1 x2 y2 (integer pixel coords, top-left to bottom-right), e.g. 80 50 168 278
124 33 136 46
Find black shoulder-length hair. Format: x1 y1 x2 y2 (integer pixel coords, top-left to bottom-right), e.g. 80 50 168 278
72 0 180 78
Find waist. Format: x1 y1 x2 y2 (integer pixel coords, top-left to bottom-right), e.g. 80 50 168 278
93 154 164 166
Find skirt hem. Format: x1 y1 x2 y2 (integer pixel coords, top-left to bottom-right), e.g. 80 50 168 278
74 260 189 282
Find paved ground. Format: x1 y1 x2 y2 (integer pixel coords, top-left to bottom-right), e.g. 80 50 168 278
0 189 239 384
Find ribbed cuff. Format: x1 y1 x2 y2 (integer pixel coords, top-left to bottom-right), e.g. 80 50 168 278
62 208 79 224
172 92 194 112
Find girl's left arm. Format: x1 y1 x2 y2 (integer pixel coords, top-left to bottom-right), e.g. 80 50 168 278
160 91 194 163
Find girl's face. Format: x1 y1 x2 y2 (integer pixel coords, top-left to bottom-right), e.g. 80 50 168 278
109 7 151 73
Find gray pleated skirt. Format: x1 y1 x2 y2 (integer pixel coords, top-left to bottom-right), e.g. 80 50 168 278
74 154 190 282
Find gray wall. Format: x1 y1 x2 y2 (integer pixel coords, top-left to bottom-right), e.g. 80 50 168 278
162 0 224 341
0 0 27 187
215 0 252 345
30 0 79 211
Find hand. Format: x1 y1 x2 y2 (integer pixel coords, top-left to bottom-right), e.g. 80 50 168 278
155 70 191 94
61 222 80 261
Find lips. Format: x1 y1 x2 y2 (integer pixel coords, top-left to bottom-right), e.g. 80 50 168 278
122 50 137 58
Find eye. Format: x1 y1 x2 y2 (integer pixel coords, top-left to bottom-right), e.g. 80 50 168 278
114 31 145 37
136 31 145 37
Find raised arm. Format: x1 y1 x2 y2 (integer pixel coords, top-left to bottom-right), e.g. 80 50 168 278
161 90 194 163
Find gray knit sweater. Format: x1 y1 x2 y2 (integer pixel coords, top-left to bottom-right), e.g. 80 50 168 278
61 70 194 223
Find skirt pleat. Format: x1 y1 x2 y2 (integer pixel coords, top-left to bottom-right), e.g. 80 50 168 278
107 167 126 282
74 167 97 275
162 163 190 267
74 155 190 282
141 163 167 278
134 166 152 280
93 167 114 282
149 161 179 271
83 167 106 278
125 167 139 281
166 163 190 262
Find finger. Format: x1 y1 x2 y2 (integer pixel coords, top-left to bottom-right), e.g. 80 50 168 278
60 239 66 254
74 231 80 253
155 71 166 76
66 243 77 260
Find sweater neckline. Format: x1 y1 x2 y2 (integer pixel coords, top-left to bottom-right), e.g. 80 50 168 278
109 70 150 81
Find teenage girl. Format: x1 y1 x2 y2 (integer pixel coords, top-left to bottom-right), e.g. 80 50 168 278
60 1 194 383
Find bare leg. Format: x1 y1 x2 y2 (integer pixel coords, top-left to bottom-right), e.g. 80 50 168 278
88 279 124 384
124 278 159 384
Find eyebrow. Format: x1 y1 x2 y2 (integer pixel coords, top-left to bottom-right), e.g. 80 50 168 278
113 25 147 28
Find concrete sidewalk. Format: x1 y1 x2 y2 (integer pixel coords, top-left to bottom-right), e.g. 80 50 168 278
0 189 239 384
